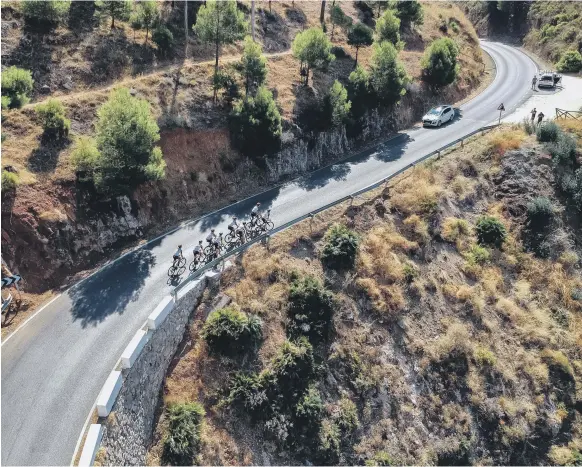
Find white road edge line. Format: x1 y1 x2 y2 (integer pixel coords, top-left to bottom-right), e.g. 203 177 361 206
70 402 96 467
1 293 62 346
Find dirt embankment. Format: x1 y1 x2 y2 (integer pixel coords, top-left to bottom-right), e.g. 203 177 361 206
148 124 582 466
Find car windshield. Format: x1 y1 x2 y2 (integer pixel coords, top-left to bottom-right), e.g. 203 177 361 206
427 107 442 116
540 75 553 81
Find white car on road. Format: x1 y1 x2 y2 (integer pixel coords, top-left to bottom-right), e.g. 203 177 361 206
422 105 455 127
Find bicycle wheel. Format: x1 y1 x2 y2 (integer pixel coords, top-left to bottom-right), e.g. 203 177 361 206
225 231 236 245
189 260 198 272
262 220 274 231
178 257 186 268
167 265 177 277
203 246 214 257
176 265 186 276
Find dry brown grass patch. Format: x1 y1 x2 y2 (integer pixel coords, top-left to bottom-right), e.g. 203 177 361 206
390 167 443 215
485 129 526 160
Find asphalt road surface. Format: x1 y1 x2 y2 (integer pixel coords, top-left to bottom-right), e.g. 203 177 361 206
1 41 537 466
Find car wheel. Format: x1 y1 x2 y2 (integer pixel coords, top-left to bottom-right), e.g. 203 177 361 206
449 114 454 122
437 119 442 127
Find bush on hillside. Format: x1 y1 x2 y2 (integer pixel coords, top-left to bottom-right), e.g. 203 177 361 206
1 96 11 111
213 69 240 104
317 419 341 465
1 67 34 109
152 25 175 56
161 402 205 466
1 170 19 193
93 88 165 193
347 23 373 67
375 9 402 48
21 0 71 28
201 307 262 355
320 224 359 270
288 275 334 343
370 41 408 107
421 38 460 87
475 215 507 248
271 337 315 395
536 121 560 142
348 65 376 119
35 99 70 139
238 36 268 96
292 27 334 86
556 50 582 73
548 131 577 168
295 385 324 435
71 136 101 175
526 196 555 231
229 86 282 161
393 0 424 28
327 81 351 127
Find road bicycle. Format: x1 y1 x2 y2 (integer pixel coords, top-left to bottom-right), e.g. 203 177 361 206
168 255 186 277
189 253 206 272
225 228 245 246
203 236 227 260
246 209 274 234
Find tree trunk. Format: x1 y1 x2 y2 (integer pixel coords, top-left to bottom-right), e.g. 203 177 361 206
145 27 149 44
331 22 335 40
305 65 310 86
111 15 115 29
184 0 189 56
269 0 272 13
214 6 220 102
251 0 255 41
320 0 326 24
354 46 359 67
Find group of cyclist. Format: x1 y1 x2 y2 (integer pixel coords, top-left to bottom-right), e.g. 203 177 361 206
170 202 271 275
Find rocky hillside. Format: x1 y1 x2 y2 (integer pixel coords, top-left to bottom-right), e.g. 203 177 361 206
147 119 582 466
1 2 484 307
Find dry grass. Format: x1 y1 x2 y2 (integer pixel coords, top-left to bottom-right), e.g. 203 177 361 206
390 167 443 215
484 129 527 160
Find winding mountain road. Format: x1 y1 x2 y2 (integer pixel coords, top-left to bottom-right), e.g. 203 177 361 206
1 41 538 466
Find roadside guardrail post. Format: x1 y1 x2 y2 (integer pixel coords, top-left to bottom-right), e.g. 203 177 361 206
309 213 314 233
349 195 355 206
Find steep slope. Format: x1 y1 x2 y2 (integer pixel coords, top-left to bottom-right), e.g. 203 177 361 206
148 122 582 466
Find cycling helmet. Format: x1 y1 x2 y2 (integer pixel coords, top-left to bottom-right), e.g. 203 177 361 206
199 240 203 244
211 229 215 233
178 245 182 248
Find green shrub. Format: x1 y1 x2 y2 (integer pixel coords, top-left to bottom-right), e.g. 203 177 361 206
21 0 71 27
272 337 315 386
330 45 348 58
238 36 268 96
1 67 34 109
536 121 560 142
476 216 506 248
152 25 175 56
95 0 131 28
317 419 341 465
348 65 376 119
229 86 282 160
71 136 101 174
288 276 334 343
162 402 205 466
450 20 460 33
548 132 578 168
375 9 401 47
393 0 423 27
556 50 582 73
465 244 490 265
93 88 165 193
335 396 359 433
370 41 408 107
320 224 359 270
292 27 335 86
521 117 536 135
295 385 324 435
347 22 373 67
421 38 460 87
402 263 419 282
526 196 554 231
327 81 351 127
1 170 19 193
366 451 396 466
1 95 10 111
213 69 240 103
201 307 262 356
35 99 70 139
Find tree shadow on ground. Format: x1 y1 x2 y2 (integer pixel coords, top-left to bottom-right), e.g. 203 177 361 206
257 7 291 53
67 1 98 34
89 32 133 83
27 137 71 173
297 163 352 191
69 247 157 328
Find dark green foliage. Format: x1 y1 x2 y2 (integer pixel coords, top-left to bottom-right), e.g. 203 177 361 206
92 88 165 193
35 99 70 139
320 224 359 270
95 0 131 28
238 37 268 96
317 419 341 465
292 27 335 86
370 42 408 107
288 276 334 343
213 69 240 104
1 67 34 109
21 0 71 28
133 0 160 43
330 46 348 58
393 0 424 28
536 121 560 143
348 65 376 119
347 23 373 66
328 81 351 127
295 385 324 432
229 86 282 160
201 307 262 356
556 50 582 73
162 402 205 466
548 132 577 168
375 9 401 47
526 197 554 231
152 25 175 56
476 216 507 248
421 38 460 87
271 337 316 392
366 451 396 466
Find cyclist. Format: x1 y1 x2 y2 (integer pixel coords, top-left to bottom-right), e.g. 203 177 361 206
530 107 537 122
537 111 544 125
172 245 183 267
228 216 244 241
193 240 204 264
206 229 217 245
250 202 261 226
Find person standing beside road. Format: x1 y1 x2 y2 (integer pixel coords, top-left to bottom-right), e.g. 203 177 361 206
530 107 537 122
537 112 544 125
532 75 538 90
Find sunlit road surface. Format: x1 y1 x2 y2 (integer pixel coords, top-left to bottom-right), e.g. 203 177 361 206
1 41 538 466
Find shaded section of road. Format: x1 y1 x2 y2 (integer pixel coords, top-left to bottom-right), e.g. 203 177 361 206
1 41 537 466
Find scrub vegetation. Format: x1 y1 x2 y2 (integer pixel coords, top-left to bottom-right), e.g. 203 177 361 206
149 119 582 465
